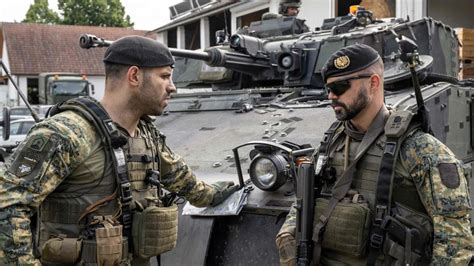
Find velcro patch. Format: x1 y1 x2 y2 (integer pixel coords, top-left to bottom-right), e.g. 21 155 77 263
8 135 53 183
438 163 460 189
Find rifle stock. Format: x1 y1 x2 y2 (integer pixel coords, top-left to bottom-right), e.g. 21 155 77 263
295 162 315 265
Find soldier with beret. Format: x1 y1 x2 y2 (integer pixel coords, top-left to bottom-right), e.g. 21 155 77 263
276 43 473 265
0 35 238 265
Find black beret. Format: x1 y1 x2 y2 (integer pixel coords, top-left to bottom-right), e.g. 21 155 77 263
103 35 175 68
321 43 380 83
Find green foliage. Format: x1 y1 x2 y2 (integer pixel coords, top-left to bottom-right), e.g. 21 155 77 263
58 0 134 27
23 0 134 28
23 0 60 24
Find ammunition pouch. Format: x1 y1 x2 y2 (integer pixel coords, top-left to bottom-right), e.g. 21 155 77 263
77 216 127 266
382 203 433 265
41 236 82 264
314 197 371 258
95 223 123 265
80 237 130 265
132 204 179 258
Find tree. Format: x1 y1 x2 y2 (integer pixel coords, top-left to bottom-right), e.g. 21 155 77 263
23 0 134 28
58 0 134 27
23 0 60 24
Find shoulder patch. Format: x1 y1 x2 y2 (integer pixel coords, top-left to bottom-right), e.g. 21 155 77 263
438 163 460 189
8 135 54 182
29 135 48 151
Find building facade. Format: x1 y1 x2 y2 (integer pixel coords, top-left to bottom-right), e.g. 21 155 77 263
0 22 155 107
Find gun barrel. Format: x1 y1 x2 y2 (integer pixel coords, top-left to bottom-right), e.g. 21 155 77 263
79 34 112 49
79 34 271 75
170 48 211 62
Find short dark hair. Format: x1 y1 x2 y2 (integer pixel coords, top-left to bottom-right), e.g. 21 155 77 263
105 63 130 80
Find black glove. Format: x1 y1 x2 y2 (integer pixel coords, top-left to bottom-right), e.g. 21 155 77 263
210 181 239 206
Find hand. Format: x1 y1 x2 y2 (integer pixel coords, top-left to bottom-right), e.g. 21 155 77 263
275 232 296 266
210 181 239 206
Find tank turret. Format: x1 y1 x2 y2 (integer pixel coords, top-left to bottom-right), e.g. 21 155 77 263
82 14 459 93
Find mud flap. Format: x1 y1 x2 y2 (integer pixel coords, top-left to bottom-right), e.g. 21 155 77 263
161 204 215 266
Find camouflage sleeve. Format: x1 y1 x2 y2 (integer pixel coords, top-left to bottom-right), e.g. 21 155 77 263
158 141 215 207
400 130 473 265
0 112 97 265
277 203 297 237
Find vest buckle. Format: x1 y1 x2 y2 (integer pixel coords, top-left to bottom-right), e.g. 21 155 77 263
374 205 387 226
370 233 384 249
120 182 133 203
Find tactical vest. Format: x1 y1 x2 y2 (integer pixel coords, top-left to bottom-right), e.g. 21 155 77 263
37 99 162 263
317 113 432 265
324 126 426 213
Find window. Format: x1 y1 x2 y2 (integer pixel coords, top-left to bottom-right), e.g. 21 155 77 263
10 108 31 116
337 0 395 18
19 121 35 134
9 122 21 135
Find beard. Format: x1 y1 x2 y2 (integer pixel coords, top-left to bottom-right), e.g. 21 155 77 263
131 75 165 116
332 86 369 121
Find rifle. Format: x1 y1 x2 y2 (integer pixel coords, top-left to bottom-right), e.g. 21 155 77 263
295 161 315 266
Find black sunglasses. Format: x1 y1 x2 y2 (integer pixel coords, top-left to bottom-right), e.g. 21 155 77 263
325 74 373 96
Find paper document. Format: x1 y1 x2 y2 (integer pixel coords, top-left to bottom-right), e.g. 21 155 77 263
182 187 250 216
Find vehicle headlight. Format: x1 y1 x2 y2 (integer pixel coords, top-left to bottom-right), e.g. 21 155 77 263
249 153 289 191
278 54 293 69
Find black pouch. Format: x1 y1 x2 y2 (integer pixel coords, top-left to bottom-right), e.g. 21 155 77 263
382 202 433 265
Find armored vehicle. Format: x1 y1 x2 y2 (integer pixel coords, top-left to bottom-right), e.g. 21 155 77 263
51 11 474 265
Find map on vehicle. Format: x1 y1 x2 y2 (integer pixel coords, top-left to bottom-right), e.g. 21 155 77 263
182 187 249 216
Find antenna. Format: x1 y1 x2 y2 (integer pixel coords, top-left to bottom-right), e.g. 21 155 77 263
404 0 410 21
224 9 230 42
0 59 42 123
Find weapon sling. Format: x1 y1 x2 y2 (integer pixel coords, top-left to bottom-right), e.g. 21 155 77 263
312 107 388 265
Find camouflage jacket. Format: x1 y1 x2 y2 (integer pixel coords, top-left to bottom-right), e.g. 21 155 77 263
278 128 473 265
0 110 217 265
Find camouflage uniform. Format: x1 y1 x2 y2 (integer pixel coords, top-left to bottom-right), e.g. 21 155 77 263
278 122 473 265
0 110 218 265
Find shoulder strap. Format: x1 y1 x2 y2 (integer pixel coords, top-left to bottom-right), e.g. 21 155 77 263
50 97 134 241
312 107 389 264
367 110 419 265
314 120 342 176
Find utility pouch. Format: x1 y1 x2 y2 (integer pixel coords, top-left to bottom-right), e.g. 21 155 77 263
382 202 433 265
132 204 178 258
314 197 371 257
80 237 129 265
41 236 82 264
94 217 123 266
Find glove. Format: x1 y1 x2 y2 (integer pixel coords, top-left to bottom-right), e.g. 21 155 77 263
275 232 296 266
210 181 239 206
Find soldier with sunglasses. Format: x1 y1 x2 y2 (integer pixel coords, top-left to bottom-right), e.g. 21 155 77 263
276 44 472 265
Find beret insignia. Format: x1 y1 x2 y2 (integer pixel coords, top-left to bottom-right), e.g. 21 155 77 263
334 55 350 69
